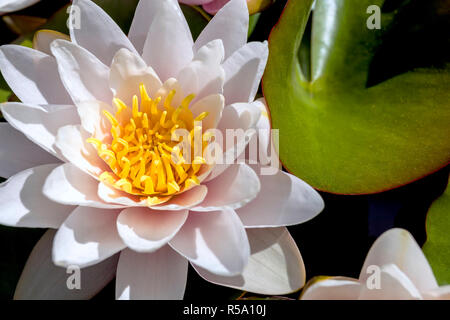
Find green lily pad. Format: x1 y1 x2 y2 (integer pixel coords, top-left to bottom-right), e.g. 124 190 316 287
423 175 450 285
263 0 450 194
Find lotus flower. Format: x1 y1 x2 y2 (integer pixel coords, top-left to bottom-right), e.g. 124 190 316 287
0 0 324 299
301 228 450 300
0 0 40 14
180 0 274 15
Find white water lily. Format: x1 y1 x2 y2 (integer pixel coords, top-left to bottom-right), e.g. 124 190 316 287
0 0 324 299
0 0 40 13
301 228 450 300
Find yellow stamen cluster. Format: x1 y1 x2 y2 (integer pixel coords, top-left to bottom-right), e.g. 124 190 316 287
87 83 209 200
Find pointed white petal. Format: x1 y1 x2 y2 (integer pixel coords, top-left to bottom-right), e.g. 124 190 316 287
128 0 191 54
117 207 188 253
116 247 188 300
170 209 250 276
43 163 123 208
50 39 112 104
194 0 249 58
223 41 268 104
0 123 60 178
70 0 138 65
0 45 71 104
142 0 194 81
53 206 125 268
0 164 75 228
109 48 162 106
33 30 70 56
194 227 306 295
191 164 260 211
237 165 324 228
14 229 119 300
1 103 79 160
360 228 438 292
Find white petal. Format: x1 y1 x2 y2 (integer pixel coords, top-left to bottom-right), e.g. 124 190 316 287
359 264 423 300
300 277 362 300
191 164 260 211
14 229 118 300
193 227 306 295
194 0 249 59
70 0 138 66
205 103 258 181
0 0 40 12
0 122 60 178
189 94 224 131
0 164 75 228
128 0 191 54
50 40 112 104
223 41 268 104
237 165 324 228
152 185 208 211
116 247 188 300
142 0 194 81
33 30 70 56
109 48 162 106
1 103 79 160
360 228 439 292
55 125 110 177
423 286 450 300
43 163 123 208
0 45 71 104
170 209 250 276
177 39 225 102
117 207 188 253
76 100 113 139
53 206 126 268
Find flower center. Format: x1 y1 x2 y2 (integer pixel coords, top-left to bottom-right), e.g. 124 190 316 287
87 83 209 200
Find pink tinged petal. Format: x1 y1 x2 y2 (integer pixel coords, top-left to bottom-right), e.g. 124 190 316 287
251 98 273 166
14 229 118 300
50 40 112 104
1 103 79 160
189 94 224 131
0 164 75 228
222 41 268 104
97 181 147 207
192 164 260 211
69 0 138 66
117 208 188 253
170 209 250 276
300 277 362 300
359 264 423 300
0 123 61 178
55 125 110 177
43 163 123 209
0 0 40 13
203 0 231 14
152 185 208 211
52 206 126 268
423 286 450 300
194 0 249 59
0 45 71 104
360 228 439 292
129 0 192 54
109 48 162 106
193 227 306 295
116 247 188 300
180 0 213 5
33 30 70 56
177 40 225 103
237 165 324 228
142 0 194 82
